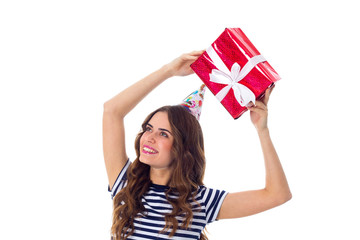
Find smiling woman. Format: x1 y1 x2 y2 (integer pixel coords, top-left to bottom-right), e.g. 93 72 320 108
139 111 174 174
103 51 291 239
107 104 214 240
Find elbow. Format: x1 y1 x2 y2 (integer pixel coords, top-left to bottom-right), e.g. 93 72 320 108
103 101 114 113
282 191 292 203
103 101 125 118
266 188 292 206
277 191 292 205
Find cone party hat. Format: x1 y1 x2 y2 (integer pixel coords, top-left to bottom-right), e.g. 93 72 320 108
180 84 206 121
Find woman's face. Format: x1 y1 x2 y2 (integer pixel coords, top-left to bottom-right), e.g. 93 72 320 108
139 111 174 170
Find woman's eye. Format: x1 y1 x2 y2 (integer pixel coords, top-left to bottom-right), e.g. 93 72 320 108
145 126 152 132
160 132 168 137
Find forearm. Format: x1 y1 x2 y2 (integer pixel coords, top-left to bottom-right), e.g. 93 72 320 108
104 64 173 116
258 128 292 201
103 50 204 116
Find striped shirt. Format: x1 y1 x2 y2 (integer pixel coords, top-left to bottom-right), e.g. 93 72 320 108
108 160 228 239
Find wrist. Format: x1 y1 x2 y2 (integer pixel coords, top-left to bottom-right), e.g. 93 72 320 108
257 127 269 136
161 64 175 78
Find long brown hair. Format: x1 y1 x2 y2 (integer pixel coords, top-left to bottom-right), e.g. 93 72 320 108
111 105 208 239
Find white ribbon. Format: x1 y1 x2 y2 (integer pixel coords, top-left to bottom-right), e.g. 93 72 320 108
206 46 266 107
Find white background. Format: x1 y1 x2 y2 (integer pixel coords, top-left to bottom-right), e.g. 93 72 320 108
1 0 359 239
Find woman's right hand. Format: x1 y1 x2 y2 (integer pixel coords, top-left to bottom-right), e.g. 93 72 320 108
165 50 205 77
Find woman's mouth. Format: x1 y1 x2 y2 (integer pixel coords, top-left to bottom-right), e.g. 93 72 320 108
142 145 158 154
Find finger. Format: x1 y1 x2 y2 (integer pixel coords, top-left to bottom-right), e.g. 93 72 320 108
189 50 205 56
253 100 267 110
185 55 198 61
181 54 199 63
247 105 265 115
263 88 271 105
192 49 205 54
265 85 276 105
269 84 275 94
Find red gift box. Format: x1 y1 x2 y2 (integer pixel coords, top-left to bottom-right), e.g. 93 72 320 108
191 28 281 119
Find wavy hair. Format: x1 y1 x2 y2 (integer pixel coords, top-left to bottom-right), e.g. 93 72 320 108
111 105 207 239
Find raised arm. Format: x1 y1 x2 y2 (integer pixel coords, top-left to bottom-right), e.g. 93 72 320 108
103 50 204 189
217 87 292 219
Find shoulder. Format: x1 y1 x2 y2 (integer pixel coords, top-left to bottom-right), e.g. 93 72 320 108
108 159 132 199
196 185 228 204
195 185 228 223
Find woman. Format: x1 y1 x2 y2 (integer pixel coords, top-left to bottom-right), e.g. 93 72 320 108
103 50 292 239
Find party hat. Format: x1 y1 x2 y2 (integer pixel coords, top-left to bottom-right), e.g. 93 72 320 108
180 84 206 120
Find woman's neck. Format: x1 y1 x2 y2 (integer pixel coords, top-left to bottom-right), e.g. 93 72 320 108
149 167 172 186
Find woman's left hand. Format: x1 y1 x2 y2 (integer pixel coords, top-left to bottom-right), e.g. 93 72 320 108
247 87 274 132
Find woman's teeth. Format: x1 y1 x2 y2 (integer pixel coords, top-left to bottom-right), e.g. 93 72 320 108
143 147 157 153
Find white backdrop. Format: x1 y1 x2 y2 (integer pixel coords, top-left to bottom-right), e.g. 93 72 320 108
1 0 359 239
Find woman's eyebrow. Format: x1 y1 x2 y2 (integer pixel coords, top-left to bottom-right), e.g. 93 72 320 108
159 128 172 135
147 123 172 135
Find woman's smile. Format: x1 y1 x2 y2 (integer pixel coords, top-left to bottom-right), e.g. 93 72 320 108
142 145 159 154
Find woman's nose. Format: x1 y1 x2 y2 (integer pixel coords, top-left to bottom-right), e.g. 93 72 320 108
146 132 156 143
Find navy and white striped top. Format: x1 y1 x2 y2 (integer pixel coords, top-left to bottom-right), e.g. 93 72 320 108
108 160 228 240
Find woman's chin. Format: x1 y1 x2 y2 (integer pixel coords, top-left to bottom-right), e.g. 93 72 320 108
139 155 152 165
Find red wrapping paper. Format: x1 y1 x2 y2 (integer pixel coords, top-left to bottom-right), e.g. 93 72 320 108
191 28 281 119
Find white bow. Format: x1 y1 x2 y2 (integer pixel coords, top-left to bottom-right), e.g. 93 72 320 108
207 46 266 107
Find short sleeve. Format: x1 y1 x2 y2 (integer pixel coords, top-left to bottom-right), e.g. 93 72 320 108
199 186 228 224
107 160 131 199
